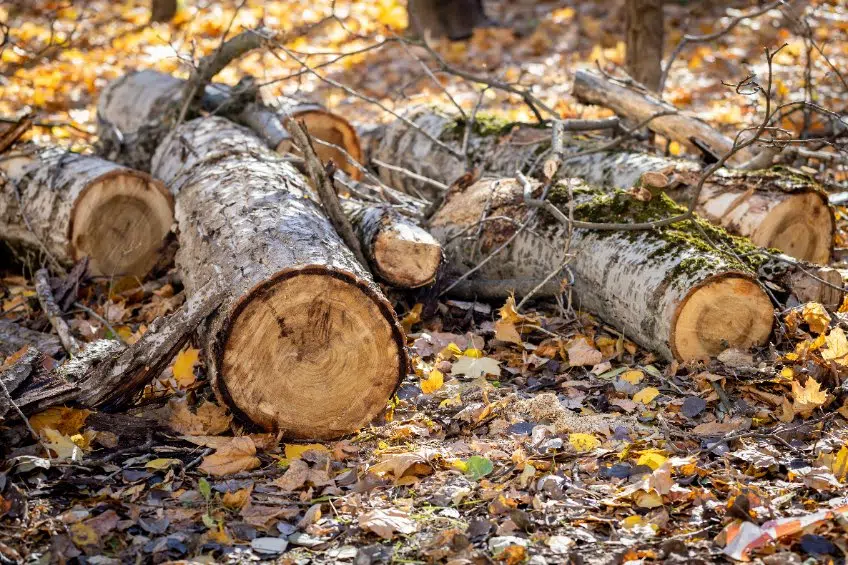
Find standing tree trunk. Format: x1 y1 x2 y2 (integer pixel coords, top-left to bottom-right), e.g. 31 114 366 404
429 177 774 362
150 0 178 23
367 109 834 263
407 0 490 40
151 117 406 439
0 146 174 277
624 0 665 91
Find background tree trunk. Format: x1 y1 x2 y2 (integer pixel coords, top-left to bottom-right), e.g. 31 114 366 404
624 0 665 91
150 0 178 23
407 0 490 40
151 117 406 439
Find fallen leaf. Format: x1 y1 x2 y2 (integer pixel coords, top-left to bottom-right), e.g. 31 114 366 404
167 398 232 436
284 443 329 461
358 508 417 539
451 355 501 378
636 451 667 470
171 346 200 387
145 458 182 471
568 433 600 452
42 429 83 462
371 451 433 484
791 377 828 417
822 327 848 364
621 370 644 385
803 302 830 334
199 437 260 477
464 455 494 480
420 369 444 394
29 407 91 437
566 337 602 366
633 387 660 405
222 487 252 509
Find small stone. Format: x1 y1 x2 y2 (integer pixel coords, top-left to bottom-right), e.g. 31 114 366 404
251 536 288 555
488 536 529 554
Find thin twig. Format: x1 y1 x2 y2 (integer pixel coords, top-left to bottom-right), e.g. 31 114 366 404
35 268 80 356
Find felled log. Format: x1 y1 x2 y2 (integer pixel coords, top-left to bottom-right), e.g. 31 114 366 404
341 199 442 288
558 152 834 264
151 117 406 438
0 146 174 277
429 177 775 362
571 70 756 164
369 109 834 263
98 70 363 178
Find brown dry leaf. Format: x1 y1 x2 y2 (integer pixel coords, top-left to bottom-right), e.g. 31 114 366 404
29 407 91 437
370 451 434 484
495 319 523 345
198 437 260 477
566 337 602 367
167 398 232 436
222 487 252 509
273 459 334 491
821 327 848 365
691 417 750 436
42 428 83 461
358 508 417 539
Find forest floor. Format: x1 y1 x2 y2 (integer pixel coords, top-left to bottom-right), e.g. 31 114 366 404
2 0 848 563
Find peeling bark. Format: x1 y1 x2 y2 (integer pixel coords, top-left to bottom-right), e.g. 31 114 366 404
429 177 774 362
151 117 406 439
0 145 174 277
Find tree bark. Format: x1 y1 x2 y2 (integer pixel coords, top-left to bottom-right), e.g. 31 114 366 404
341 199 442 288
151 117 406 439
369 109 834 263
0 320 62 358
98 70 363 178
625 0 664 91
572 70 757 164
0 145 174 277
150 0 178 23
429 177 774 362
407 0 490 41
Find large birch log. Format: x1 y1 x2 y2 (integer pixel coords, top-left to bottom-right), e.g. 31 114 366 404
369 109 834 263
429 177 775 362
571 70 756 164
98 70 363 178
0 146 173 277
151 117 406 438
341 199 442 288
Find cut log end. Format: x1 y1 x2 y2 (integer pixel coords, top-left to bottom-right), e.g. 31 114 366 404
71 171 173 276
276 111 363 180
751 192 833 264
373 224 442 288
218 268 405 439
671 274 773 362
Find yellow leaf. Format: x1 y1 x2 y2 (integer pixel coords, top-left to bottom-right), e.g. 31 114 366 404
621 370 644 385
499 295 522 324
463 348 483 358
668 141 682 156
172 347 200 387
831 445 848 481
636 451 667 470
284 443 329 460
30 407 91 437
401 303 422 333
146 458 182 470
420 369 444 394
633 387 660 405
633 489 663 508
69 523 99 548
495 320 522 345
822 327 848 365
791 377 828 417
622 515 647 529
803 302 830 334
199 437 260 477
568 433 600 452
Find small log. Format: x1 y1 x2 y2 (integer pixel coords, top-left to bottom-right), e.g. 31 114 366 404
0 320 62 358
341 199 442 288
571 70 757 164
0 146 174 277
370 109 834 263
151 117 406 438
98 70 363 178
429 177 775 362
